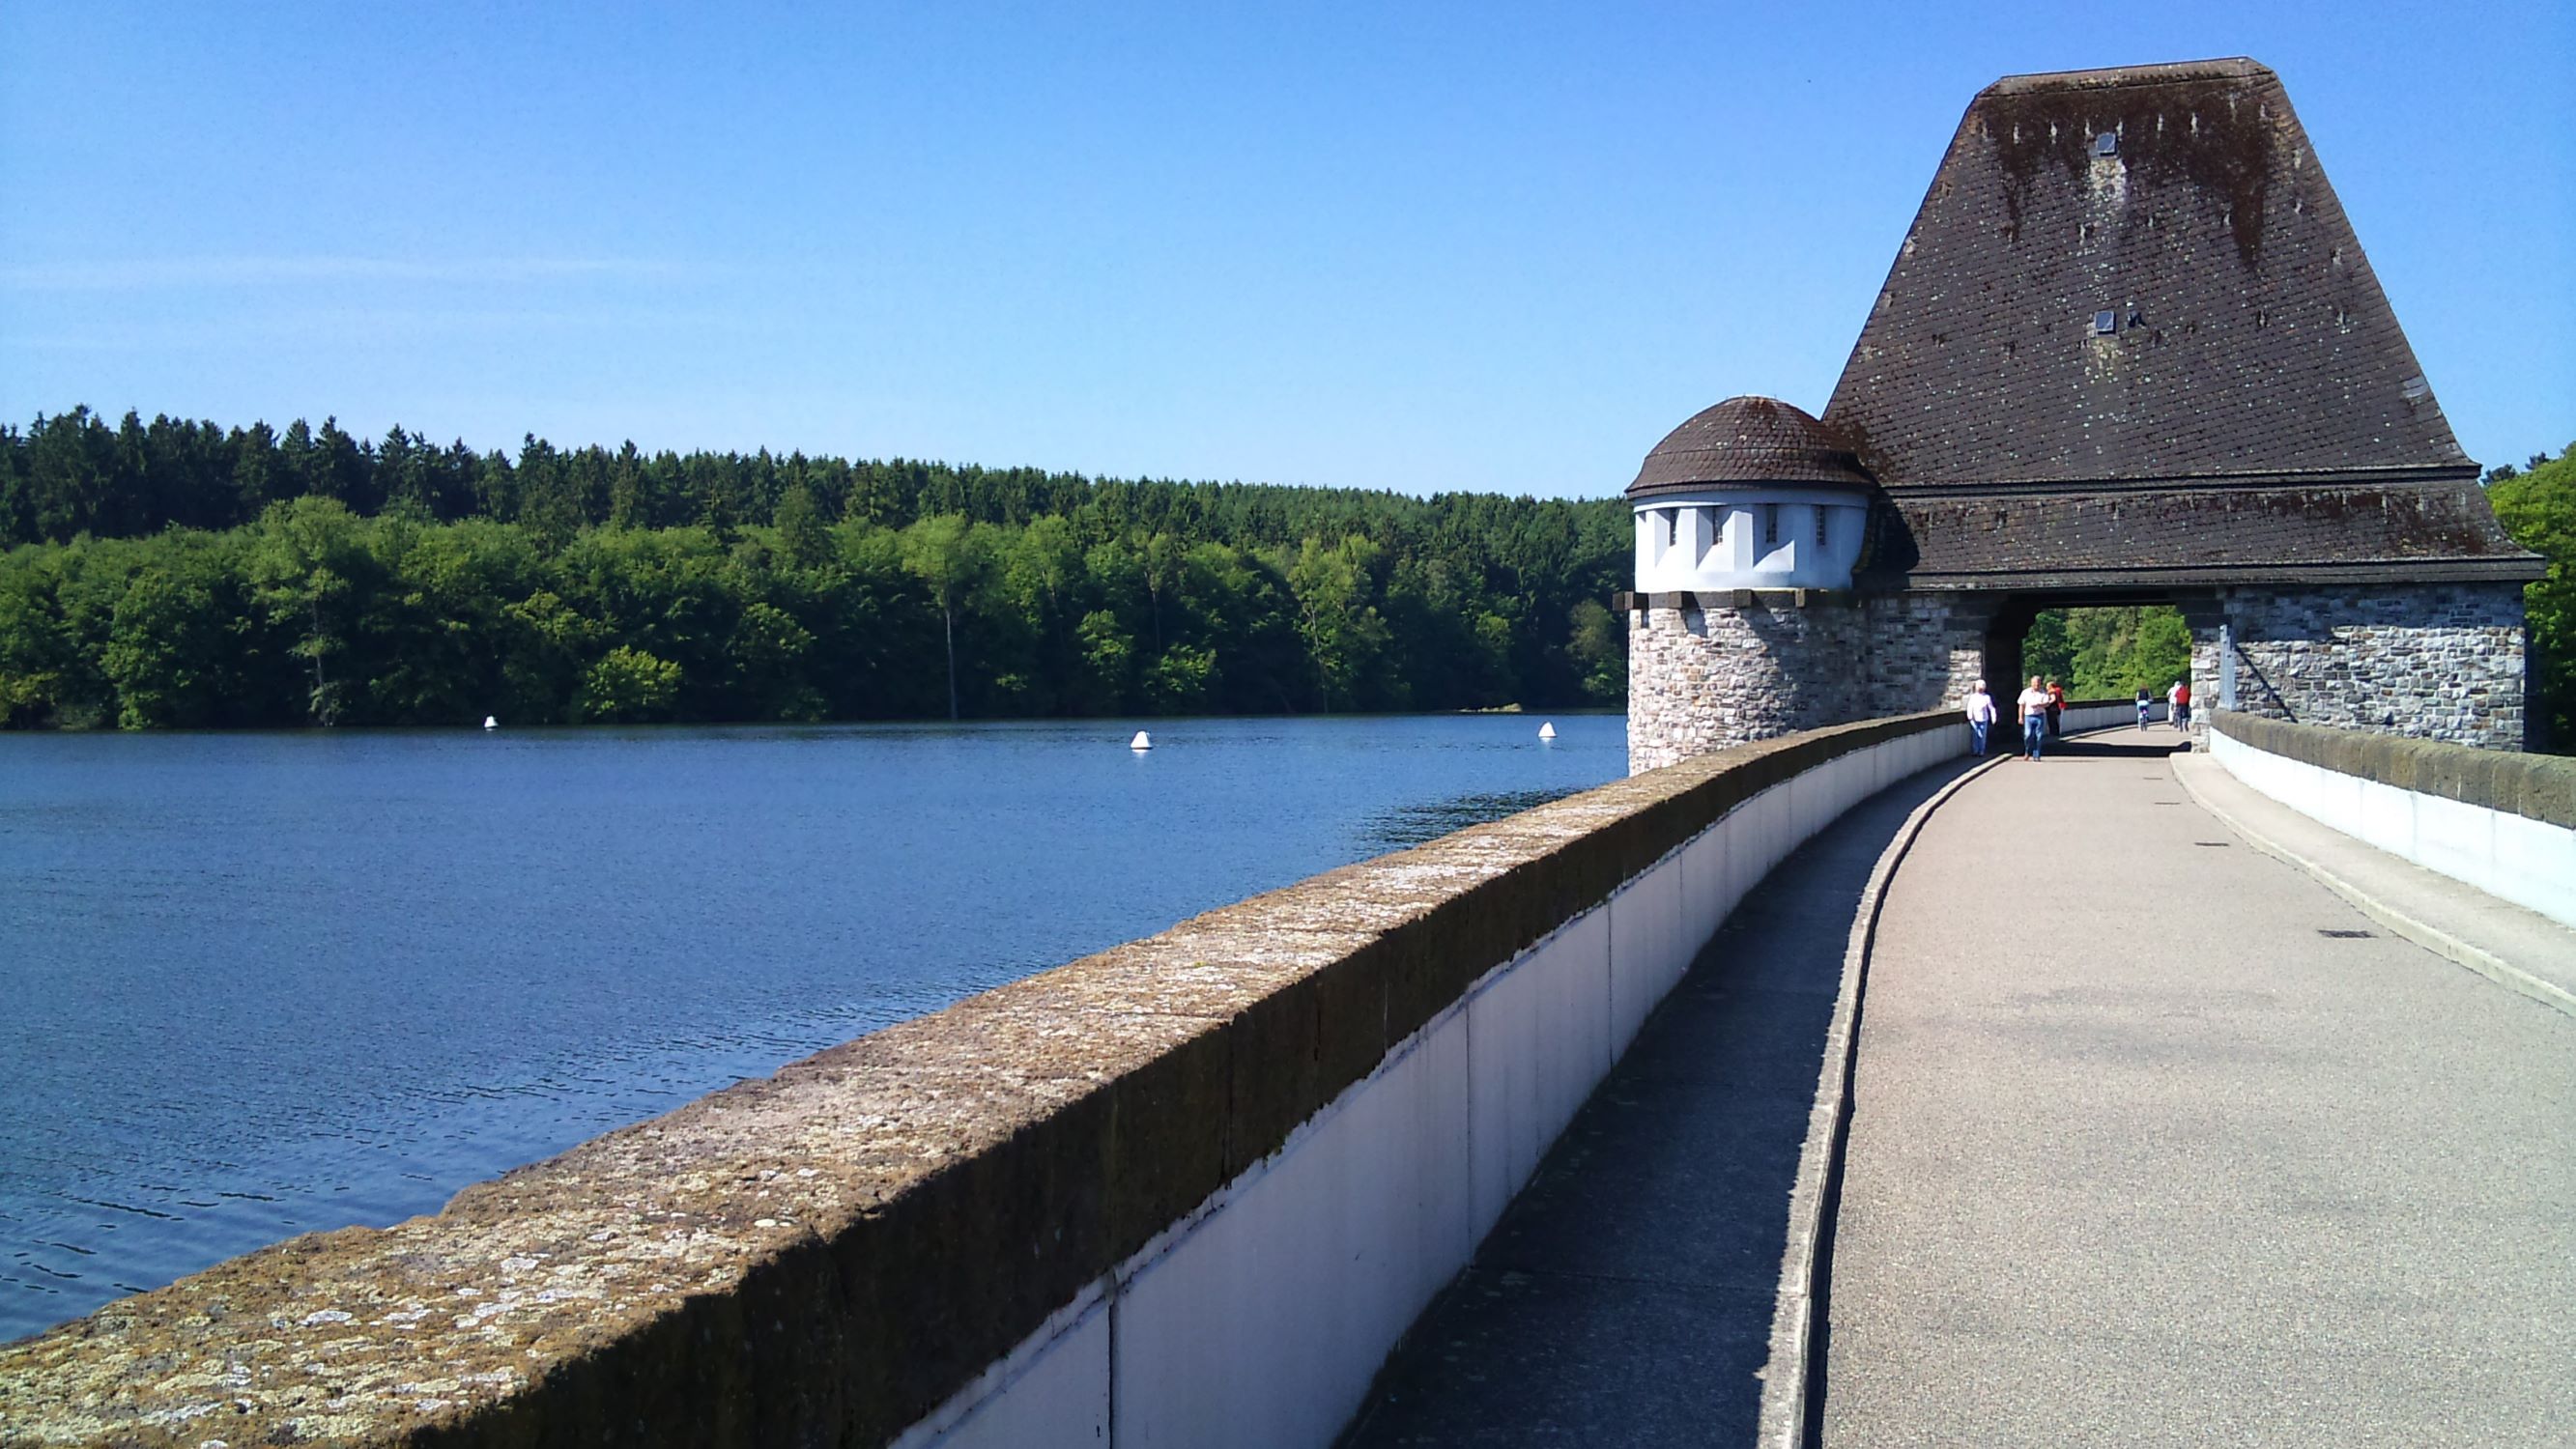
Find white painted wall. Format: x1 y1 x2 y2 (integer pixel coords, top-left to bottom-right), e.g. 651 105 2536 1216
2058 701 2151 734
895 719 1969 1449
1632 488 1870 592
2209 728 2576 929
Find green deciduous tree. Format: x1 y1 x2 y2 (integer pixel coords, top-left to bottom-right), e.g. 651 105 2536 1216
1288 534 1391 711
900 514 993 720
580 645 682 722
1566 599 1626 703
102 552 236 728
245 497 371 724
2490 441 2576 753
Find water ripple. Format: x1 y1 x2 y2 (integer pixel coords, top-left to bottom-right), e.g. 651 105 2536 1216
0 713 1624 1340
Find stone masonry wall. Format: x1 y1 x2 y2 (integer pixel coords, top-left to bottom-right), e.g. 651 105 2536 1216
2192 583 2527 752
1630 581 2528 773
1627 600 1868 772
1628 592 1986 774
1861 593 1989 716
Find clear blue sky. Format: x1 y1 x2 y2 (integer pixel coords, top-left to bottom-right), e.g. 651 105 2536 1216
2 1 2567 497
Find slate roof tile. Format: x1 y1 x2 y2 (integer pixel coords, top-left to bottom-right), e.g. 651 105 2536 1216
1805 58 2541 587
1822 58 2467 485
1627 396 1873 497
1874 484 2530 582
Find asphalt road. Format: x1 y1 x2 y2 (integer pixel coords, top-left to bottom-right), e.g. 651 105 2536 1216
1820 735 2576 1446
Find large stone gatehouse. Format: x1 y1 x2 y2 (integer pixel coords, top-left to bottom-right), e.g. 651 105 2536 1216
1622 58 2544 773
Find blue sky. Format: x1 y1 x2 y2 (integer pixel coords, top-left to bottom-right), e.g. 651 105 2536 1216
2 1 2567 497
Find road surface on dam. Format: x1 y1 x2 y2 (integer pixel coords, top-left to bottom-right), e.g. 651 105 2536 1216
1821 736 2576 1446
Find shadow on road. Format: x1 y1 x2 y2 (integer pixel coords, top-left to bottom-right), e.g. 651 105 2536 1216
1339 757 1975 1448
2040 732 2192 760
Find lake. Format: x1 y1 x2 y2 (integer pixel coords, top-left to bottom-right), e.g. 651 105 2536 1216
0 713 1623 1341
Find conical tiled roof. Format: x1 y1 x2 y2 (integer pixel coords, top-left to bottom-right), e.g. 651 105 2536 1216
1823 58 2470 486
1628 396 1874 499
1815 58 2536 588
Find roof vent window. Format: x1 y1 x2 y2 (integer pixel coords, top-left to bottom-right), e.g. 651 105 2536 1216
2094 131 2118 156
2093 310 2118 335
2399 374 2432 401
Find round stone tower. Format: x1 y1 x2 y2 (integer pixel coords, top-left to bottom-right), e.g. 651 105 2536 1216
1624 396 1878 773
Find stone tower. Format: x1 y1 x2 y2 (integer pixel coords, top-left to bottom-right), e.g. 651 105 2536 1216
1624 398 1881 772
1622 59 2542 776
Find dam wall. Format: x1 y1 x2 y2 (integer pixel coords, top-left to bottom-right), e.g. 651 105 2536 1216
1 709 2058 1448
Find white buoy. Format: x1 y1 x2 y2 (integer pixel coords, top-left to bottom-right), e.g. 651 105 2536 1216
1130 730 1153 751
1537 722 1557 740
483 715 499 730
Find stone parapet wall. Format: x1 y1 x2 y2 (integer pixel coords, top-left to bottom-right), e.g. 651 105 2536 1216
2209 712 2574 828
0 712 1964 1449
2209 711 2576 928
2197 583 2527 751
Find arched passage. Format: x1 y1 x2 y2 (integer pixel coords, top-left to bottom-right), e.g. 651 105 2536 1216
1981 593 2202 697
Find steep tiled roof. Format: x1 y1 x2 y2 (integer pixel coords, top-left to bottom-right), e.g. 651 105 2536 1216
1806 58 2540 589
1822 58 2469 486
1868 481 2543 586
1628 396 1873 498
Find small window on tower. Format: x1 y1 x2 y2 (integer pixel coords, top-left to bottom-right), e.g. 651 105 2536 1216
1663 509 1678 549
1763 504 1780 547
1815 505 1830 548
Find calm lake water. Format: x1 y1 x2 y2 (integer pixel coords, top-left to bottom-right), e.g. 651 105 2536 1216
0 713 1623 1341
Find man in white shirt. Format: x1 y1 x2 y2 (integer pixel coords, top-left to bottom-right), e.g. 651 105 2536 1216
1963 679 1997 756
2016 676 2053 759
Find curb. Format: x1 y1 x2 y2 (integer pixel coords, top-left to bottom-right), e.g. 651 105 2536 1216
2170 754 2576 1022
1754 745 2010 1449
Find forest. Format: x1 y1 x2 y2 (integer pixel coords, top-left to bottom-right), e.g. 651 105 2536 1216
0 407 1631 728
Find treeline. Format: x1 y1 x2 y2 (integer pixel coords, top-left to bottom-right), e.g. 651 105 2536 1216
2487 441 2575 752
0 408 1629 729
2023 605 2193 699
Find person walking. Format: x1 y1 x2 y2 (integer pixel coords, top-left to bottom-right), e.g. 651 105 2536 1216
2135 687 2152 730
2017 675 2052 760
1964 679 1997 756
2168 679 2192 730
2046 677 2067 738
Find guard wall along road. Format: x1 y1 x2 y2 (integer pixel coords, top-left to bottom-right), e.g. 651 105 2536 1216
2207 710 2576 928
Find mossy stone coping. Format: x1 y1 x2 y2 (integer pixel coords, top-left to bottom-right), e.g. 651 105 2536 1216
2211 710 2576 830
0 710 1954 1448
